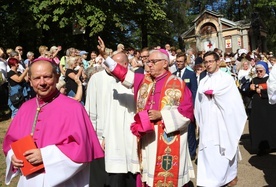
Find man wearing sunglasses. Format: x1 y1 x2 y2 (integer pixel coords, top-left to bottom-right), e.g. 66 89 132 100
97 37 195 187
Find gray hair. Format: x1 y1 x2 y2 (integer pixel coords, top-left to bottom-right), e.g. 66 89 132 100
26 51 34 57
10 50 19 57
149 49 169 62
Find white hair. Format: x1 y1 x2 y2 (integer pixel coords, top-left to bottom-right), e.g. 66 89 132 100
149 50 169 62
66 56 77 66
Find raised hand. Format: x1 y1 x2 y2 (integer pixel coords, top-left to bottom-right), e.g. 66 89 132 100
97 36 108 59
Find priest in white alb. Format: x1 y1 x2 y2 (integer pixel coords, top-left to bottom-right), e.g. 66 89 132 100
85 52 140 187
195 51 247 187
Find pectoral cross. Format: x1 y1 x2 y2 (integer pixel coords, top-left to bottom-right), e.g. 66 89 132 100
149 100 155 109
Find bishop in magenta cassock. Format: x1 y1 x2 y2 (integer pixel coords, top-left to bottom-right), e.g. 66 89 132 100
97 37 195 187
2 58 104 187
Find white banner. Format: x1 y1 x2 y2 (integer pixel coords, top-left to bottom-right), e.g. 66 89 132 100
204 40 215 51
225 39 232 48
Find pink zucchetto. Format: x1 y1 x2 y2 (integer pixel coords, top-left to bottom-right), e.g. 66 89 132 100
158 49 169 58
31 57 54 64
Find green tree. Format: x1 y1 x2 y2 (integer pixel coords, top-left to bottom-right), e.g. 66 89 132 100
1 0 275 53
254 0 276 52
26 0 173 48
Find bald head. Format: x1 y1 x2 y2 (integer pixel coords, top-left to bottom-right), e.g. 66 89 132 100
112 52 129 68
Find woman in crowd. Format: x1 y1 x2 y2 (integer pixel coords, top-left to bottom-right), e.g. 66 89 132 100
0 47 8 109
130 49 142 71
0 47 7 83
248 61 276 156
59 47 77 77
65 56 85 103
7 58 29 118
57 76 83 102
50 45 62 65
238 58 251 81
238 59 253 114
89 51 98 67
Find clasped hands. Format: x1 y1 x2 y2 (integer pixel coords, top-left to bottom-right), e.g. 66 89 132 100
250 84 262 94
12 149 43 169
148 110 162 121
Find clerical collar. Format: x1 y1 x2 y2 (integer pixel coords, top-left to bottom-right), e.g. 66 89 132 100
152 71 168 82
37 89 60 104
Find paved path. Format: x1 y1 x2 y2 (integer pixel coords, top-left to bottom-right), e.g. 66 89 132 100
190 121 276 187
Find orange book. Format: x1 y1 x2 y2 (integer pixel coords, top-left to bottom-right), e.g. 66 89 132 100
10 135 44 176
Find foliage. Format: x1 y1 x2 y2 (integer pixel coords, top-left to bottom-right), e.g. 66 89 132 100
0 0 275 53
24 0 171 49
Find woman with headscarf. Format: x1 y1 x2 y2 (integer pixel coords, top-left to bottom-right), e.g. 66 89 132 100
248 61 276 156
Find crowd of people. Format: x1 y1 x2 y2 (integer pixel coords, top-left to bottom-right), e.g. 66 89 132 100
1 40 276 187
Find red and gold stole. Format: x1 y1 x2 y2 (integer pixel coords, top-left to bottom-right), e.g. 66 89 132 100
136 74 154 112
137 72 186 187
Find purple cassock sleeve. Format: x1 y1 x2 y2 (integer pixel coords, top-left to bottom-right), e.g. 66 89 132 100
177 85 194 122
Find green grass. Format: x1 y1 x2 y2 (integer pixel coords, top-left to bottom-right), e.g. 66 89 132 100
1 110 18 187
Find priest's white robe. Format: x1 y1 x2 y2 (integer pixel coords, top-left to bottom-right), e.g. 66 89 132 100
267 64 276 104
85 70 140 174
5 146 90 187
195 70 247 187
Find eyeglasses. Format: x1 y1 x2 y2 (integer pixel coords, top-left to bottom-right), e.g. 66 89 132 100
17 49 23 51
256 70 263 73
147 59 164 65
141 55 149 59
203 60 216 65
